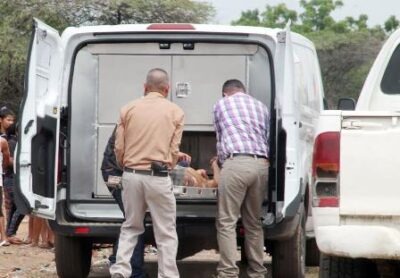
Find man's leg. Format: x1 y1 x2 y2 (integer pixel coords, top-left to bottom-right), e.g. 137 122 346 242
107 187 119 265
110 173 147 278
4 177 24 239
130 233 145 278
3 180 12 232
241 159 269 278
216 158 251 278
144 175 179 278
110 186 146 277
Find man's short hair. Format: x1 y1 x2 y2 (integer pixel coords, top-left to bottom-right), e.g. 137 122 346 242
222 79 246 93
146 68 169 91
0 107 15 119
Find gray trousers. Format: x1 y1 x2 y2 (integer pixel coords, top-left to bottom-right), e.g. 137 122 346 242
216 156 269 278
110 172 179 278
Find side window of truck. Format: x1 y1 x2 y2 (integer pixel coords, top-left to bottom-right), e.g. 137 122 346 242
381 44 400 94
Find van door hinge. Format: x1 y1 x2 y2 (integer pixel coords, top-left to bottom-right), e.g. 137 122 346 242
19 160 31 167
277 31 286 43
60 107 68 119
36 29 47 43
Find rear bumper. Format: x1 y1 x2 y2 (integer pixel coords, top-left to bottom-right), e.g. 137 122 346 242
52 197 304 244
316 225 400 259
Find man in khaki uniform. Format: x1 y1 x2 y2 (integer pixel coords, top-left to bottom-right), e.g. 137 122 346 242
110 68 186 278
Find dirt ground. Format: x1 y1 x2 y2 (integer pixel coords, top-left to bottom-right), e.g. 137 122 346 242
0 219 318 278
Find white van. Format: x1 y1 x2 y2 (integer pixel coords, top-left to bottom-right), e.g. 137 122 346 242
15 19 324 278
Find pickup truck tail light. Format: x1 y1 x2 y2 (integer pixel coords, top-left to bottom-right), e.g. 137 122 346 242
312 132 340 207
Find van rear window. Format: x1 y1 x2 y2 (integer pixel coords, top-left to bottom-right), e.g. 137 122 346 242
381 44 400 94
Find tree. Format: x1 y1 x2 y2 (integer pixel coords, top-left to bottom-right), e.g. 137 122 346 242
260 4 298 28
231 9 262 26
232 4 298 29
307 30 384 107
299 0 343 32
384 15 400 33
83 0 215 25
230 0 388 107
0 0 215 112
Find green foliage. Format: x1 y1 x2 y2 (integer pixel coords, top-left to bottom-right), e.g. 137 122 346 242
261 4 298 28
299 0 343 31
231 0 396 108
231 9 261 26
0 0 215 113
307 30 384 107
81 0 215 25
384 15 400 33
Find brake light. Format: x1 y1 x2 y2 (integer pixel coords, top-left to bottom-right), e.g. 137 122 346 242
312 132 340 207
75 227 90 234
147 23 195 30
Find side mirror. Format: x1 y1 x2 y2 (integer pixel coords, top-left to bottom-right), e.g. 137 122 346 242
337 98 356 110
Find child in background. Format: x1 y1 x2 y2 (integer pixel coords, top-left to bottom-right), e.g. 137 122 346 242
3 123 25 244
0 135 10 246
0 107 15 136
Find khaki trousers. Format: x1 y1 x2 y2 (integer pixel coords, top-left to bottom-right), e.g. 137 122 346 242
216 156 269 278
110 172 179 278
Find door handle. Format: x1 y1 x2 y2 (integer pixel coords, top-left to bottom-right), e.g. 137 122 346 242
24 119 34 134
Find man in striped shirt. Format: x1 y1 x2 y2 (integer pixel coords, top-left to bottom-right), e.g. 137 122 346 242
213 79 269 278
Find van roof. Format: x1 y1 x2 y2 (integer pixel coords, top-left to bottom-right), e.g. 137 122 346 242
61 23 313 47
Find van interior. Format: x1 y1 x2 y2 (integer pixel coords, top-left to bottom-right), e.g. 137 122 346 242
66 41 272 220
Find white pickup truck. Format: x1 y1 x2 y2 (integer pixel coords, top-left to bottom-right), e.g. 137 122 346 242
313 28 400 277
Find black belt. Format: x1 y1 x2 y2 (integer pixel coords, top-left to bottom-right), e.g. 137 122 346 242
230 153 268 160
123 167 169 177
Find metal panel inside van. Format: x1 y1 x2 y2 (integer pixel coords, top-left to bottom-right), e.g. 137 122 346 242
69 42 272 200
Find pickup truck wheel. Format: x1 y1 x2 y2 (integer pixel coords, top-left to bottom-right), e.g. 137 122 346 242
319 253 378 278
306 238 320 266
272 209 306 278
55 234 92 278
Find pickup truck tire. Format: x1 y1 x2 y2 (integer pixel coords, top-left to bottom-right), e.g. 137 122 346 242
55 234 92 278
319 253 379 278
272 209 306 278
306 238 320 266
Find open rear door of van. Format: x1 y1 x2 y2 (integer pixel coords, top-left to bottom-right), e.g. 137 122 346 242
15 19 63 219
274 22 301 221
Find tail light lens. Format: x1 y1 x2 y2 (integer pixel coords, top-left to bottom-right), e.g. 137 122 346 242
74 227 90 234
147 23 195 30
312 132 340 207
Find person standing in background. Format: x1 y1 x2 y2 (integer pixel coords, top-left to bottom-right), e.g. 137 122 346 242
0 135 10 246
0 107 15 136
3 123 25 244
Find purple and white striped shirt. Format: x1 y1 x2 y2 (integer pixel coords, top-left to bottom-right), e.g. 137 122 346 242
213 92 269 164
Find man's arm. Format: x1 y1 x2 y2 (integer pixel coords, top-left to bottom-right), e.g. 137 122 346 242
213 104 223 166
114 110 126 168
170 111 184 168
1 138 10 169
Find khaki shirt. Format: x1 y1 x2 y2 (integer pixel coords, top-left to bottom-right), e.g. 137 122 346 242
115 92 184 170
